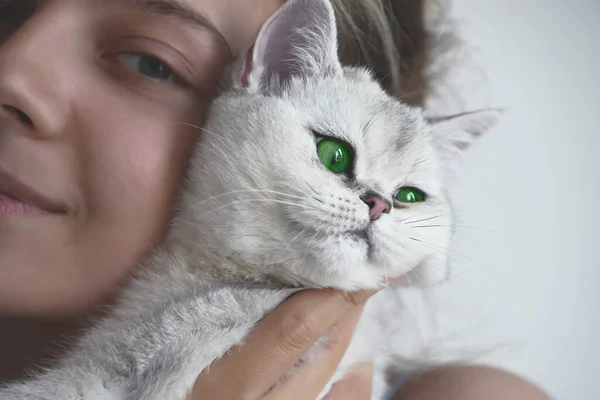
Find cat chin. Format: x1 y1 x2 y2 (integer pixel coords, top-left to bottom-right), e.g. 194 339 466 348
280 230 411 290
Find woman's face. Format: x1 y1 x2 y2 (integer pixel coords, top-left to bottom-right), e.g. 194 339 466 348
0 0 282 317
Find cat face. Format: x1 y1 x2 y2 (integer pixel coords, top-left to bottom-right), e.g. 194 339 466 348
178 0 501 290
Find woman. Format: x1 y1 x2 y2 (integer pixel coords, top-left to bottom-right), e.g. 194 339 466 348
0 0 550 398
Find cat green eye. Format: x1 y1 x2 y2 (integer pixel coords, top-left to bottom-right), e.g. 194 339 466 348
316 139 352 174
394 187 427 203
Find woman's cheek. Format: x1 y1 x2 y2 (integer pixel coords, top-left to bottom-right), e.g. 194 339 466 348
80 99 201 227
57 92 201 309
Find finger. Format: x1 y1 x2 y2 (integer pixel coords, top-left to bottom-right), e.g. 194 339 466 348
324 363 374 400
262 304 366 400
193 288 376 400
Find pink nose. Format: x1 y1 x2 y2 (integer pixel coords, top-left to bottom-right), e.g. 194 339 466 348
364 196 391 221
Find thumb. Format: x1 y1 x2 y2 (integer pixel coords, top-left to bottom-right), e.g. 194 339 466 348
324 363 373 399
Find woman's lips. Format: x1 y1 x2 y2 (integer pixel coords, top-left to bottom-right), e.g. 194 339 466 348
0 168 67 216
0 194 50 216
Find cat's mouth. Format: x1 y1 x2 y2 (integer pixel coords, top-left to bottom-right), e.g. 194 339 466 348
291 222 371 244
288 220 370 239
291 222 374 257
348 229 368 242
347 228 376 261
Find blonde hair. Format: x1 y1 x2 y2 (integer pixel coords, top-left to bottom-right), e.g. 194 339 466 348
331 0 459 108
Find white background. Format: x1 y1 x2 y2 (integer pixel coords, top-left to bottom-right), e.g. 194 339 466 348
423 1 599 399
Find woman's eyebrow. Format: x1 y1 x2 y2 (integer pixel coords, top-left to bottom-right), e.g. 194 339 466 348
105 0 232 56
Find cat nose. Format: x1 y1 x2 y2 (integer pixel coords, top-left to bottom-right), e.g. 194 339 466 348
360 191 391 221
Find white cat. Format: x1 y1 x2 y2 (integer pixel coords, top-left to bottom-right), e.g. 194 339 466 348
0 0 501 399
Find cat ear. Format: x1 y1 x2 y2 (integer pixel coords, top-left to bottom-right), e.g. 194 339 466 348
429 109 504 178
239 0 342 91
395 109 504 289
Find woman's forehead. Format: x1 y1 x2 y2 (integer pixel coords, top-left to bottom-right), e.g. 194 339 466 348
102 0 230 51
23 0 283 57
168 0 284 56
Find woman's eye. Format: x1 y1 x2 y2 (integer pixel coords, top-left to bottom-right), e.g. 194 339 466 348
394 187 427 203
116 53 174 81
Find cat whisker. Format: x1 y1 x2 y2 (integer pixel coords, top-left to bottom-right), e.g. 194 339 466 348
408 158 432 174
436 260 504 306
410 268 424 288
409 237 487 271
413 158 430 167
376 233 406 252
401 213 445 224
285 229 307 251
408 255 502 306
361 115 375 139
303 229 322 259
194 199 322 220
375 71 392 87
401 203 502 224
403 268 413 288
398 88 428 102
309 227 323 246
176 122 226 140
378 257 390 287
269 180 324 204
305 181 319 195
410 224 526 254
188 189 309 211
410 224 500 235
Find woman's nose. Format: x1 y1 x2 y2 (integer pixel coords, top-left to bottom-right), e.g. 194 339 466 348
0 4 73 138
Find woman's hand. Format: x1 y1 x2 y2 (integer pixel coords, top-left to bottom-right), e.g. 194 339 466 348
191 288 378 399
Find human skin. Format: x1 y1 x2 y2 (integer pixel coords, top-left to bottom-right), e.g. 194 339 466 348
0 0 277 317
0 0 365 396
190 287 551 400
0 1 551 399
